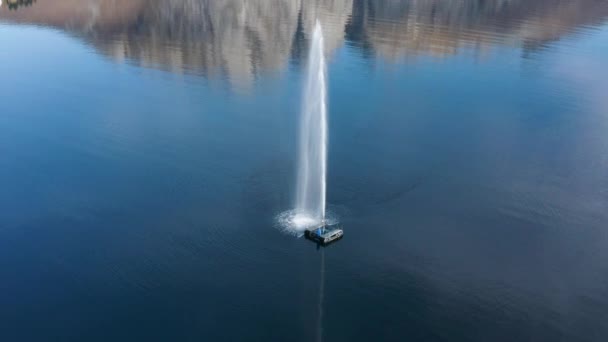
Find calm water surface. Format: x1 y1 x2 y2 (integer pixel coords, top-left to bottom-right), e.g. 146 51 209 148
1 1 608 341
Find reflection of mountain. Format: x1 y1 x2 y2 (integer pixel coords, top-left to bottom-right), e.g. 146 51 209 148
98 0 303 90
0 0 303 90
350 0 608 60
300 0 353 56
1 0 607 84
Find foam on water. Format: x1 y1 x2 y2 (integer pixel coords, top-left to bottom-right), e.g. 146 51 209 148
276 209 339 237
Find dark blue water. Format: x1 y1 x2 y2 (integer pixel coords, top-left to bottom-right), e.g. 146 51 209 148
2 1 608 341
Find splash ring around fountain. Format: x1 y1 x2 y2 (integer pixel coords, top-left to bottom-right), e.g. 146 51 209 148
275 209 340 237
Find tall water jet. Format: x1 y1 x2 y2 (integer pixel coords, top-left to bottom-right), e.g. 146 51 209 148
295 21 328 227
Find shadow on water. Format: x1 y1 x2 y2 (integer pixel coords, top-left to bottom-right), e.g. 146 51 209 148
311 230 342 341
317 248 325 342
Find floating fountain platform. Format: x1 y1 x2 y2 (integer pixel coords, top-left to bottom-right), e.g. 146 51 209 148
304 223 343 245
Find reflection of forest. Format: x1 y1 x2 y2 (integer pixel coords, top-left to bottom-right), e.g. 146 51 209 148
1 0 607 86
3 0 37 10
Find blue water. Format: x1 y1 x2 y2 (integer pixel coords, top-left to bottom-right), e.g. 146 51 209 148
1 1 608 341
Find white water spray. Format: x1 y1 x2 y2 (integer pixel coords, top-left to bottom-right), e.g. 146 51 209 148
294 21 328 227
275 22 331 234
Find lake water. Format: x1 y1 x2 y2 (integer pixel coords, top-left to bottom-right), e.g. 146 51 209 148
1 1 608 341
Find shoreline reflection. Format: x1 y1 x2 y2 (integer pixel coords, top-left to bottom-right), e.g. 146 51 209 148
1 0 607 87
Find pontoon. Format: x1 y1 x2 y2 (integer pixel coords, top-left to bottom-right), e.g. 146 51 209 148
304 223 343 245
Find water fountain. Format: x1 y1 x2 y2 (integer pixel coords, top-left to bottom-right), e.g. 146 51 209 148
294 21 328 227
277 22 341 241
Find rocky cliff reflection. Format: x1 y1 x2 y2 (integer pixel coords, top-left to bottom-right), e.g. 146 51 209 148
1 0 607 88
350 0 608 59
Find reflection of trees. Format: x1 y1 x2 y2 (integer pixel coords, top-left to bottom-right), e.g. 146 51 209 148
5 0 37 11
